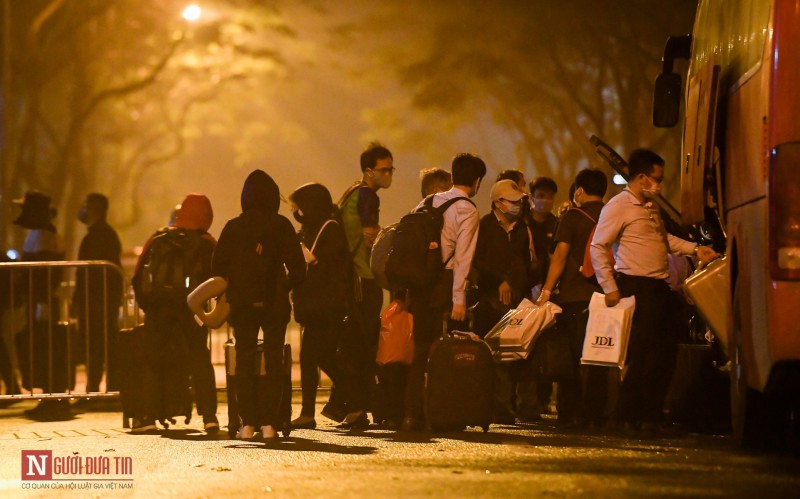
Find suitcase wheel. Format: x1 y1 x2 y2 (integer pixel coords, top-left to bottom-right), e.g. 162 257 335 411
482 425 490 433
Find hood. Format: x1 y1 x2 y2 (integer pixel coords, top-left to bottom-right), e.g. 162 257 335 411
241 169 280 213
289 183 334 224
174 193 213 231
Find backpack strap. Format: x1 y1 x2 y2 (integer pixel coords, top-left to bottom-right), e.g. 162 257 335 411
433 196 476 265
309 219 337 255
570 207 597 224
338 182 368 259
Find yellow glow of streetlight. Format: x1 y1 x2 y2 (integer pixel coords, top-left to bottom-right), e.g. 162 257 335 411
182 4 202 23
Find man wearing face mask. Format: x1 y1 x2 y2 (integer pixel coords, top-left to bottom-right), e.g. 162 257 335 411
528 177 559 287
590 149 718 433
535 169 608 428
473 179 537 424
473 180 535 337
336 142 394 426
72 193 123 398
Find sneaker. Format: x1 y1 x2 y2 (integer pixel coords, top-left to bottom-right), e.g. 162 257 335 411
339 411 369 430
203 416 220 435
130 418 157 433
290 415 317 429
321 402 348 423
261 425 278 440
235 425 256 440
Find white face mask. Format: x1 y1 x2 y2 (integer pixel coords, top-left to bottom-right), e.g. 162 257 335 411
498 200 521 221
642 176 662 198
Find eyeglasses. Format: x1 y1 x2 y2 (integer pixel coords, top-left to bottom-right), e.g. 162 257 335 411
373 167 396 174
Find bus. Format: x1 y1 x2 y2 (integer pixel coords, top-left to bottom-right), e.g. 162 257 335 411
653 0 800 448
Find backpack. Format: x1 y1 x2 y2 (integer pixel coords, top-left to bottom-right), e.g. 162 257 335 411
572 208 615 279
370 223 398 290
225 223 277 308
138 227 206 307
385 195 475 290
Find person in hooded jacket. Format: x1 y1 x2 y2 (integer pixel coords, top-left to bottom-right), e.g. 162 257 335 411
212 170 306 440
288 183 354 429
132 193 219 433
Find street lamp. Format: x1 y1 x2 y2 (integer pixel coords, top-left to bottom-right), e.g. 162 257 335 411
182 4 202 23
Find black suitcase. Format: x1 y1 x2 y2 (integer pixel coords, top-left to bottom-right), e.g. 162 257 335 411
225 339 293 438
425 331 494 432
665 343 731 433
118 324 193 429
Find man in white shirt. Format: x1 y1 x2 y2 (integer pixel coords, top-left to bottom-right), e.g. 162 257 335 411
590 149 718 432
402 153 485 431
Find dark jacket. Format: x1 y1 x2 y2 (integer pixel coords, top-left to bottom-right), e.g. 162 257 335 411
289 183 350 324
212 170 305 316
74 220 123 310
473 213 537 307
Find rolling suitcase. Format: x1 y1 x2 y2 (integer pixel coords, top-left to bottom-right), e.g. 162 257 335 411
225 339 293 438
425 331 494 432
683 255 729 343
118 324 193 429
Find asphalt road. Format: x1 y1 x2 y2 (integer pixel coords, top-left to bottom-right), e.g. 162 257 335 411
1 398 799 498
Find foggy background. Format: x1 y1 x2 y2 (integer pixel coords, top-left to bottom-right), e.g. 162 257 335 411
0 0 697 261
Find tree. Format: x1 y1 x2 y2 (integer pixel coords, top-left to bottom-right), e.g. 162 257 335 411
330 0 696 191
1 0 297 251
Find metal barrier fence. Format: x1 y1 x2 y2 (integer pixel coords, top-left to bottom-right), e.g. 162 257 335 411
0 260 131 402
0 261 319 405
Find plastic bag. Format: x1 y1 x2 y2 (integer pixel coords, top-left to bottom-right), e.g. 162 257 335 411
376 300 414 365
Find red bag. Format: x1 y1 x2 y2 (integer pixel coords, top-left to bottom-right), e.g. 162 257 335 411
376 300 414 365
573 208 615 279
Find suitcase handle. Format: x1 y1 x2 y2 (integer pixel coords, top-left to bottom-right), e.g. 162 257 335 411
450 330 480 341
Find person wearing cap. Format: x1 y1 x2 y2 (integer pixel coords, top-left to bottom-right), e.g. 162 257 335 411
72 193 123 401
12 191 69 420
472 179 538 424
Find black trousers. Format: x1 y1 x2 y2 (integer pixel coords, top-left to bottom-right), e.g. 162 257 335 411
404 271 465 420
616 273 679 424
232 306 288 427
78 301 120 393
299 319 345 417
350 277 383 412
141 307 217 420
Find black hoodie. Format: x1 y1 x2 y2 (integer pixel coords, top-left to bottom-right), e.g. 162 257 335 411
212 170 305 315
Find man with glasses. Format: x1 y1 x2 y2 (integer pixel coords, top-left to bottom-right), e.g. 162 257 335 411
335 142 394 427
590 149 718 434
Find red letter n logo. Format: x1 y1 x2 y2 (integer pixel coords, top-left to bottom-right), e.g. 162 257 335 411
21 450 52 480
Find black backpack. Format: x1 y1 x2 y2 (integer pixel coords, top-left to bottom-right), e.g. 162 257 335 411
138 227 205 307
385 195 474 290
225 223 279 308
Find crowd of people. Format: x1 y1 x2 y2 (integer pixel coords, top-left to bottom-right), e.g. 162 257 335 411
0 141 719 440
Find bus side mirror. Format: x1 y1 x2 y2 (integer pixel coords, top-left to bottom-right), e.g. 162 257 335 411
653 72 682 128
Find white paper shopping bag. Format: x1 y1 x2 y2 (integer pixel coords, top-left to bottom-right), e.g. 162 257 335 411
485 299 562 361
581 292 635 368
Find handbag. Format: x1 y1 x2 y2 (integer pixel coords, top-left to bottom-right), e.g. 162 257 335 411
376 299 414 365
581 292 635 368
